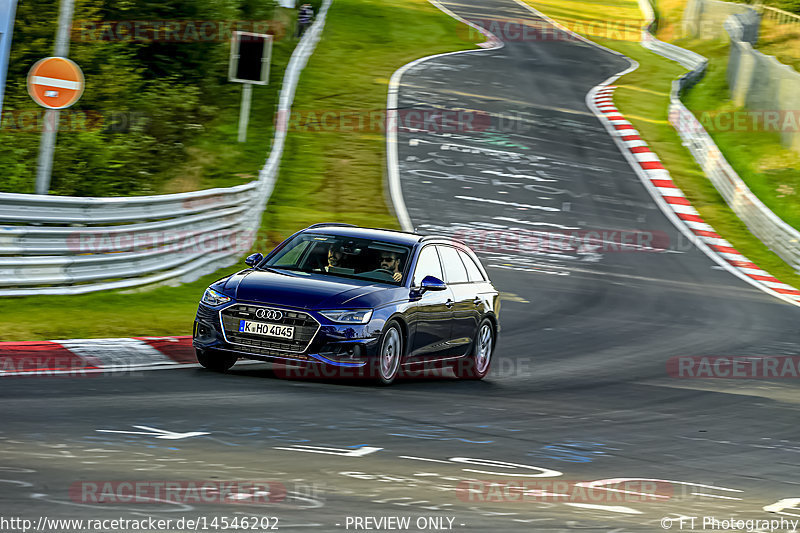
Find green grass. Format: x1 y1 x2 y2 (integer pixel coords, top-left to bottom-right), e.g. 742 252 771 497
679 42 800 233
0 0 480 341
524 0 800 287
261 0 481 237
157 9 297 193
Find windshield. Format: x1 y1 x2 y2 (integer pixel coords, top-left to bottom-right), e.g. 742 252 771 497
264 233 412 286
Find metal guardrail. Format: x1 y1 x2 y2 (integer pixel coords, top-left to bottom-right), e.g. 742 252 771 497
757 4 800 27
639 0 800 272
0 0 333 297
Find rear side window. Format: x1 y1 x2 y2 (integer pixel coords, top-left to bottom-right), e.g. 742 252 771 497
412 246 444 286
437 246 469 284
459 250 485 282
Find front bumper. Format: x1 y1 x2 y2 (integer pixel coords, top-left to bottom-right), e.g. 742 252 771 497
193 302 381 367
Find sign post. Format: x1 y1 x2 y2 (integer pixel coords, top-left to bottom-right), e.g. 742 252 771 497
30 0 79 195
238 82 253 143
0 0 18 114
229 31 272 143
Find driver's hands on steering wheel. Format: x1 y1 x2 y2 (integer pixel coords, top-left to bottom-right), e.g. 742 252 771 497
373 268 402 282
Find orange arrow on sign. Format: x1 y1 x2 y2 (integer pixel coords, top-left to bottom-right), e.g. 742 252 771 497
27 57 85 110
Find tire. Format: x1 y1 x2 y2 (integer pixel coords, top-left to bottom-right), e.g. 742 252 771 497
452 319 495 380
372 321 403 385
196 348 238 372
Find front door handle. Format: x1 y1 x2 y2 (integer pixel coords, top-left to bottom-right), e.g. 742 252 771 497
445 299 454 308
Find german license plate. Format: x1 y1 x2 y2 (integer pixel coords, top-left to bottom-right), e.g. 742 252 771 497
238 320 294 340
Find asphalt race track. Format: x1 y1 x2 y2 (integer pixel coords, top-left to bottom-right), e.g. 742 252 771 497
3 0 800 532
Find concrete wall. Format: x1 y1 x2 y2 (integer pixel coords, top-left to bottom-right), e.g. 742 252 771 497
684 0 800 153
725 12 800 152
682 0 756 40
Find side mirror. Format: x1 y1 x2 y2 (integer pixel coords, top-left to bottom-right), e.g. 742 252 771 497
420 275 447 293
245 253 263 267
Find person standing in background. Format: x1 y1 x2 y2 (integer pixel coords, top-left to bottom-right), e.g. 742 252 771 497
296 4 314 38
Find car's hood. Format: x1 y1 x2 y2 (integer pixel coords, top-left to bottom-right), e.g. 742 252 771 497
216 269 399 310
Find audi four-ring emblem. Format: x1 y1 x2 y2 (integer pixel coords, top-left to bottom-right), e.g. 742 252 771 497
255 308 283 321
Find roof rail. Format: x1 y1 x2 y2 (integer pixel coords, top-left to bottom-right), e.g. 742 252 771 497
419 235 468 246
306 222 357 229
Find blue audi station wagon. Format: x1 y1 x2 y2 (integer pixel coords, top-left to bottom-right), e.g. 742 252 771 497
193 224 500 384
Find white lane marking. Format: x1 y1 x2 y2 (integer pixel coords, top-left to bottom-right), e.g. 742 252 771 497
493 216 580 230
273 445 382 457
96 425 210 440
691 492 741 500
564 503 643 514
454 196 559 212
385 2 503 232
481 170 555 182
31 76 81 90
399 456 451 464
449 457 562 478
577 478 743 498
764 498 800 517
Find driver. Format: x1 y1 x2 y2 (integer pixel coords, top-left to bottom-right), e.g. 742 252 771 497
378 251 403 282
326 244 345 270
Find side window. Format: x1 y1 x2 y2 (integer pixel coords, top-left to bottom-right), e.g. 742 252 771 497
459 249 485 282
437 246 469 284
412 246 444 287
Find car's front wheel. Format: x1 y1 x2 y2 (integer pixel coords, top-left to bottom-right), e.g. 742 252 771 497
373 321 403 385
452 319 495 380
196 348 238 372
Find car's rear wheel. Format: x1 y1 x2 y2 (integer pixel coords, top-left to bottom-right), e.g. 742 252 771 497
196 348 238 372
452 319 494 380
373 321 403 385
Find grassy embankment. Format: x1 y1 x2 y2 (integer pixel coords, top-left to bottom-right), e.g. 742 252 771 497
0 0 480 341
523 0 800 288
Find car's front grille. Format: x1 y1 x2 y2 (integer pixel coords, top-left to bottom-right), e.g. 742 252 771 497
219 304 320 353
196 303 216 321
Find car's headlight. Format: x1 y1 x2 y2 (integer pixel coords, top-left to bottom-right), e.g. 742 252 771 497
319 309 373 324
202 287 231 306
